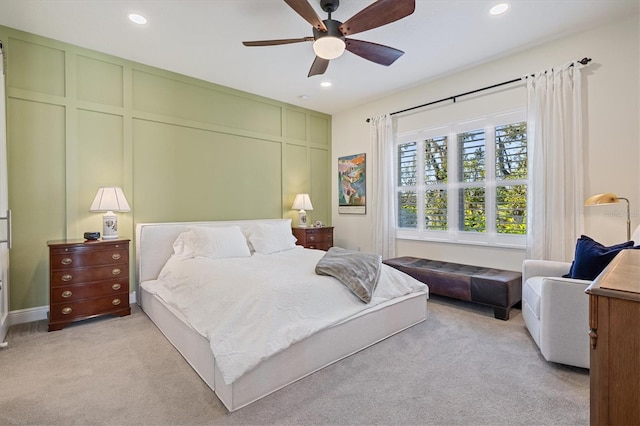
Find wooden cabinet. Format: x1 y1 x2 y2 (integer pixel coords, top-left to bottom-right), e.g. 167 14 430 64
47 239 131 331
585 249 640 426
292 227 334 251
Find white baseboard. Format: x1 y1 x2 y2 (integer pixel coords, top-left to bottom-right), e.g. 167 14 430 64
7 291 138 327
8 305 48 326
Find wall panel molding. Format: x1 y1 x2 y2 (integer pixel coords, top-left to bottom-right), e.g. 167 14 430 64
1 24 331 311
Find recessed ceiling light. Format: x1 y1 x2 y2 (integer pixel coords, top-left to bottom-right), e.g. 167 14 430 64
489 3 509 16
128 13 148 25
320 81 332 88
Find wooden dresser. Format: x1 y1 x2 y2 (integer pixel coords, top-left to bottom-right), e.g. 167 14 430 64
585 249 640 425
292 227 334 251
47 239 131 331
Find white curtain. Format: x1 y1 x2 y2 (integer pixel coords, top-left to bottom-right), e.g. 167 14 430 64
525 61 585 261
370 114 396 259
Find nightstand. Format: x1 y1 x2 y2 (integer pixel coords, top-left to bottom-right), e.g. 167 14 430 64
292 227 334 251
47 238 131 331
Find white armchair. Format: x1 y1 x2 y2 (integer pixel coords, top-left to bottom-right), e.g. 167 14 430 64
522 225 640 369
522 260 590 368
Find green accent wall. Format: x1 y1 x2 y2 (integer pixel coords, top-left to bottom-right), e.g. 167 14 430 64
1 26 332 311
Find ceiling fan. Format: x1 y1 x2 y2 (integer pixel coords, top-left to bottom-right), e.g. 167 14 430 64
242 0 416 77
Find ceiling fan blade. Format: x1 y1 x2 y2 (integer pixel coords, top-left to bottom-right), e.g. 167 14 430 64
308 56 329 77
284 0 328 32
340 0 415 36
243 37 314 46
345 38 404 66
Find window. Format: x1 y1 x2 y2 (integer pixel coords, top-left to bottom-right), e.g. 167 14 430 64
396 112 527 247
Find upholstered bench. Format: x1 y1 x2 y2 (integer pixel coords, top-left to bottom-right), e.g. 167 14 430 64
383 257 522 320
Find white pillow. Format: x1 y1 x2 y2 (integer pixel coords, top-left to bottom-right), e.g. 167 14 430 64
187 226 251 259
172 229 197 258
247 220 297 254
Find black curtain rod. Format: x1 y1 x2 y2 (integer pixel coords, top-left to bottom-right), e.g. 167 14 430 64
366 57 592 122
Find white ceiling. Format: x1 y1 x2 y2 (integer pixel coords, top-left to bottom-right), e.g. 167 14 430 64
0 0 638 114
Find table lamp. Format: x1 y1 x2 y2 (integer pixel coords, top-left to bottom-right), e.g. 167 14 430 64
90 187 131 240
292 194 313 228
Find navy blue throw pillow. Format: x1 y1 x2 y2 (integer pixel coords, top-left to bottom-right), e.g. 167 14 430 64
566 235 635 280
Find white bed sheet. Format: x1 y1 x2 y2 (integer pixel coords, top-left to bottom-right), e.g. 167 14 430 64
145 246 427 385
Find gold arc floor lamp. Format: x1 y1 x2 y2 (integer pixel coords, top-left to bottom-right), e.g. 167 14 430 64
585 193 631 241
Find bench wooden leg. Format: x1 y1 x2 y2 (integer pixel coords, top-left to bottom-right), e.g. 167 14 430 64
493 307 510 320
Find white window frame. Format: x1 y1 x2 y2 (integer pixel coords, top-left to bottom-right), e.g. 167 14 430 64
395 110 526 248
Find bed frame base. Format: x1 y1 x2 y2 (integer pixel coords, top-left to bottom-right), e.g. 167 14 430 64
141 287 426 411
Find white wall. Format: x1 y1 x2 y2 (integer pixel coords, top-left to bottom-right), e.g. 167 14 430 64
331 15 640 271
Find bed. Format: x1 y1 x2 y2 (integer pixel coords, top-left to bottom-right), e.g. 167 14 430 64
136 219 428 411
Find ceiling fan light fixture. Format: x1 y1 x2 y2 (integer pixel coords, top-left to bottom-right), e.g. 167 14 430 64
313 36 346 60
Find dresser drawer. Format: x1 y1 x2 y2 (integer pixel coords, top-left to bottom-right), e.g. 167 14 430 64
50 279 129 303
51 264 128 287
49 294 129 323
50 248 128 270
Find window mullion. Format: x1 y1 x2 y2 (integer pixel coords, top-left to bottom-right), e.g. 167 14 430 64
416 139 425 233
447 131 458 239
485 125 496 237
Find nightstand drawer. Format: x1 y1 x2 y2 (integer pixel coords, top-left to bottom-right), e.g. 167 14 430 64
50 248 128 269
50 265 128 287
49 294 129 323
304 230 332 243
50 279 129 303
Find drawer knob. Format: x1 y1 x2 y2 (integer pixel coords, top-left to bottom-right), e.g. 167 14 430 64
112 268 121 275
112 298 121 306
61 258 72 265
112 253 121 260
61 290 73 298
112 283 121 291
61 307 72 315
61 274 72 282
309 235 316 241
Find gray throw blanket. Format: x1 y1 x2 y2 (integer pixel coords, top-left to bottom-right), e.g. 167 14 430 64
315 247 382 303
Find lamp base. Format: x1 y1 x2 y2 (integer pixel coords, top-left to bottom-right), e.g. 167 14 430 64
298 209 308 228
102 212 119 240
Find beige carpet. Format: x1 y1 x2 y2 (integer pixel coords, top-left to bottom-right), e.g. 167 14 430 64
0 297 589 425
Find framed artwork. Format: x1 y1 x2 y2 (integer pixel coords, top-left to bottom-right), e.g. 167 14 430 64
338 153 366 214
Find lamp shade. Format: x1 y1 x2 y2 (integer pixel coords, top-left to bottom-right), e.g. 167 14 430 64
292 194 313 211
90 187 131 212
584 193 621 206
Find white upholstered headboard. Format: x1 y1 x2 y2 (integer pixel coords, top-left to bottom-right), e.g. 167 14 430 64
135 219 290 285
